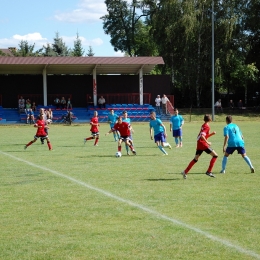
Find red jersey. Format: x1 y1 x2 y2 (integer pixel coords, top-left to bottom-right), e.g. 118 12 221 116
35 119 47 136
196 122 210 150
113 122 131 136
90 116 99 132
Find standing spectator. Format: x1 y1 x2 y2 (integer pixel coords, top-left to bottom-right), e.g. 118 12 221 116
155 95 161 115
149 111 172 155
161 94 169 115
46 108 53 121
67 98 72 110
181 114 218 179
214 99 223 113
54 97 60 109
170 108 184 148
220 115 254 174
237 100 243 109
229 100 234 110
18 96 25 113
98 96 106 109
24 114 52 151
107 109 119 141
105 116 136 156
60 97 66 109
83 111 100 146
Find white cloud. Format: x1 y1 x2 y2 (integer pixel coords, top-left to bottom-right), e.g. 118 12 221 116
114 51 125 57
0 33 48 49
54 0 107 23
61 35 103 47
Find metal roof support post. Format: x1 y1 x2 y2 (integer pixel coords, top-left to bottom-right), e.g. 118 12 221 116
42 65 48 106
139 67 143 105
93 66 97 106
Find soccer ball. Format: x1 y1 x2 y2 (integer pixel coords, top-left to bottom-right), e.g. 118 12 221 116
115 152 122 157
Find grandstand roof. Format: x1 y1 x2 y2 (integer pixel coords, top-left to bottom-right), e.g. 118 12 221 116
0 56 164 75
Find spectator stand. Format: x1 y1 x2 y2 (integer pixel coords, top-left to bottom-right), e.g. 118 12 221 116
87 104 154 122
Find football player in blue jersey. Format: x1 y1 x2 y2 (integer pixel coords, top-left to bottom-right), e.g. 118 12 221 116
107 109 119 141
220 115 255 174
170 108 184 147
149 111 172 155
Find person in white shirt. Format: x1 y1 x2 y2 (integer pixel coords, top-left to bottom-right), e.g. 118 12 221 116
98 96 106 109
155 95 161 115
214 99 223 112
161 94 169 115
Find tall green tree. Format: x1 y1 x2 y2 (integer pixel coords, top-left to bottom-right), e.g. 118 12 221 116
14 40 36 57
86 46 95 56
50 32 71 56
72 33 85 57
101 0 157 56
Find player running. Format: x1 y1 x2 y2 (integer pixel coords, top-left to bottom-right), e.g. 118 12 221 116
149 111 172 155
107 109 119 141
220 115 255 174
181 114 218 179
105 116 136 156
24 114 52 150
122 110 134 155
84 111 100 146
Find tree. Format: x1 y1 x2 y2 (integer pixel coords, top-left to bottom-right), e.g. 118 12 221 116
86 46 95 56
14 40 36 57
101 0 157 56
52 32 71 56
72 32 85 57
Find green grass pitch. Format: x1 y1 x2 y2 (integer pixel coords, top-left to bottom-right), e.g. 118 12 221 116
0 119 260 260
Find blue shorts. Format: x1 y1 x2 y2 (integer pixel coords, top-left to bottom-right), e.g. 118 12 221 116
226 147 245 155
173 129 182 137
154 132 166 143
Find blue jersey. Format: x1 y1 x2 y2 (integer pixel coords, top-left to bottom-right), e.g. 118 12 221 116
170 115 184 130
150 118 164 135
224 123 244 147
122 117 131 124
108 113 118 128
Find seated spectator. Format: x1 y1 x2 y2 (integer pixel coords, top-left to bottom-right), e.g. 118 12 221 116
98 96 106 109
237 100 243 109
67 98 72 110
18 96 25 113
229 100 234 110
25 99 32 114
26 108 35 124
214 99 223 112
31 102 37 112
54 97 60 109
60 97 67 109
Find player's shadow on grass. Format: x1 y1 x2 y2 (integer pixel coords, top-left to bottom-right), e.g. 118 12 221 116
145 178 179 181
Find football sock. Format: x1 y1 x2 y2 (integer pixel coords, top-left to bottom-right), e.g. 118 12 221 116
118 146 122 152
174 137 179 145
185 159 197 174
47 142 52 150
158 145 167 154
94 137 99 145
207 156 218 172
179 137 183 143
27 141 33 147
113 133 117 141
222 156 228 170
243 156 253 168
129 145 134 151
86 137 93 141
125 145 129 152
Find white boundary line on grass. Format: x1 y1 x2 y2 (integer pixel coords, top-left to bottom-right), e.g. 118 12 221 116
1 150 260 260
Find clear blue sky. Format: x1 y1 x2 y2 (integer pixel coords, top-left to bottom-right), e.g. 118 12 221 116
0 0 124 56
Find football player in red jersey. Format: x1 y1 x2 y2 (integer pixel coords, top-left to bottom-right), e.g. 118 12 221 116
84 111 100 146
24 114 52 150
105 116 136 155
181 114 218 179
